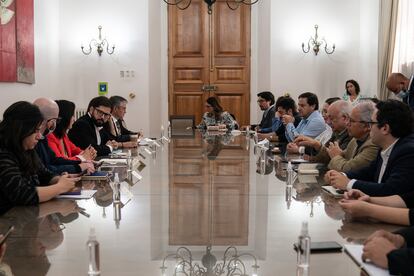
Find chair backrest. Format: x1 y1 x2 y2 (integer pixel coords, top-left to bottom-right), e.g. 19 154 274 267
169 115 195 137
170 115 195 129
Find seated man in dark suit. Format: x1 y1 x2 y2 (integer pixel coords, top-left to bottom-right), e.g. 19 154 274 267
326 99 414 196
250 91 275 133
362 228 414 275
103 95 138 148
68 96 118 157
33 98 95 175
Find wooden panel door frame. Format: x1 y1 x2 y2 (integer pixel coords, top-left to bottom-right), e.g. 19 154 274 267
168 1 251 126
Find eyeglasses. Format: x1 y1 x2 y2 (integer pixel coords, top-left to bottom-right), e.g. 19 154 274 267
257 99 266 103
47 117 62 124
205 104 212 108
94 108 111 118
349 118 378 125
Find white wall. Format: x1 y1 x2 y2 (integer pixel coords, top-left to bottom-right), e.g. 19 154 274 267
0 0 380 129
265 0 379 124
58 0 150 134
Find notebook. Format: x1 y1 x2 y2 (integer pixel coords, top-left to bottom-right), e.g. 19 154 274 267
81 171 110 181
344 244 390 276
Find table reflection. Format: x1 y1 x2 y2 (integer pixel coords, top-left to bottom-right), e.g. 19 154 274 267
0 131 404 276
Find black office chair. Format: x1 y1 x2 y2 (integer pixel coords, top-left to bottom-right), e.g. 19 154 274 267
169 115 195 137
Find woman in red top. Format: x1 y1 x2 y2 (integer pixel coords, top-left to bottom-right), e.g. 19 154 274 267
47 100 96 161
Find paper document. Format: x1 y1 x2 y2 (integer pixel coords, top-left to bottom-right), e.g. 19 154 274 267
298 163 319 174
100 158 127 164
344 244 390 276
57 190 97 200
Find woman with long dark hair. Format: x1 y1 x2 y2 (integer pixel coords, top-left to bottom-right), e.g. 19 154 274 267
197 97 236 130
47 100 96 161
342 79 363 106
0 101 78 213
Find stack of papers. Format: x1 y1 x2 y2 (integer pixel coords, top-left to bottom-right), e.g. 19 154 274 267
344 244 390 276
57 190 97 199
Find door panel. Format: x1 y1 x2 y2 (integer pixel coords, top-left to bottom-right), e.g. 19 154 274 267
169 0 250 126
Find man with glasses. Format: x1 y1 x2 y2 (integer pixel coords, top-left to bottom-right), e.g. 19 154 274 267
33 98 95 175
324 101 379 172
246 91 275 133
294 100 353 165
103 95 139 147
327 100 414 196
69 96 118 157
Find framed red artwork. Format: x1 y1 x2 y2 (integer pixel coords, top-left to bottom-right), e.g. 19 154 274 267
0 0 34 83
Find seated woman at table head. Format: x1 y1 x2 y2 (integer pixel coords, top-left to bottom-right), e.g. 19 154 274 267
0 101 79 213
197 97 237 130
47 100 96 161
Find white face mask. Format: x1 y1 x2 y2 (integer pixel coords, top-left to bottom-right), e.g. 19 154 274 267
397 90 408 99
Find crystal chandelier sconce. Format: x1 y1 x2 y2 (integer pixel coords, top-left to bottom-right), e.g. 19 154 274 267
162 0 259 14
81 26 115 56
301 25 335 55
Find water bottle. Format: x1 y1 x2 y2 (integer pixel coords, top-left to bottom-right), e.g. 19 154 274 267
285 185 292 209
286 161 294 186
113 173 121 202
112 172 122 228
127 150 132 172
160 125 164 138
299 146 305 160
297 221 311 269
87 228 100 275
168 121 171 138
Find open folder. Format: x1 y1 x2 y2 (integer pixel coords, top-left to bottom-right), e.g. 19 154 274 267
344 244 391 276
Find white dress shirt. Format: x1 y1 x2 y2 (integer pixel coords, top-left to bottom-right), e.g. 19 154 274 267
346 139 399 190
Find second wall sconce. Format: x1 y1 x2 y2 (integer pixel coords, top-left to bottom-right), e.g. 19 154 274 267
81 26 115 56
302 25 335 55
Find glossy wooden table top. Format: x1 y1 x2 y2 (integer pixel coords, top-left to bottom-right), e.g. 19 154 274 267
0 132 401 275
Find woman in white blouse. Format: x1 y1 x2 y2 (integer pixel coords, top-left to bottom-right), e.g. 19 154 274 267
342 79 363 106
197 97 237 130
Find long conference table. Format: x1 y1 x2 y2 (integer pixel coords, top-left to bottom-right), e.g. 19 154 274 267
0 131 401 275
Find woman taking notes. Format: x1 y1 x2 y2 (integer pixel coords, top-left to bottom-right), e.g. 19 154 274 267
0 102 79 214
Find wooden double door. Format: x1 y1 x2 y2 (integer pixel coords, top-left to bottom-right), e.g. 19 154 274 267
168 0 251 126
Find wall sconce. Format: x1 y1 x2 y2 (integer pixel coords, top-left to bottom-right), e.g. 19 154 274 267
163 0 259 14
302 25 335 55
81 26 115 56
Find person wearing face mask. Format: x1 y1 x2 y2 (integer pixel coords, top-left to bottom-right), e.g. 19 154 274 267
386 72 414 110
68 96 119 157
33 98 95 175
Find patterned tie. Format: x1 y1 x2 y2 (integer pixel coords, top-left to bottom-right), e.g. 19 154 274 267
115 120 121 136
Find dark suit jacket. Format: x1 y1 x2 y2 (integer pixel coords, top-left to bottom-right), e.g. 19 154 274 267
387 226 414 275
256 105 276 133
68 114 111 157
35 138 81 174
103 118 137 143
403 75 414 110
346 134 414 196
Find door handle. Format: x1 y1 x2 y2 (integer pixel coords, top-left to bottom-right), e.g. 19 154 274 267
201 85 218 92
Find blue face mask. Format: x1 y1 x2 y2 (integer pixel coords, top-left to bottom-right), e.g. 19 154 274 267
397 90 408 99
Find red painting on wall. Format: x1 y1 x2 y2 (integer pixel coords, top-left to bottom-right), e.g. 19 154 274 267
0 0 34 84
